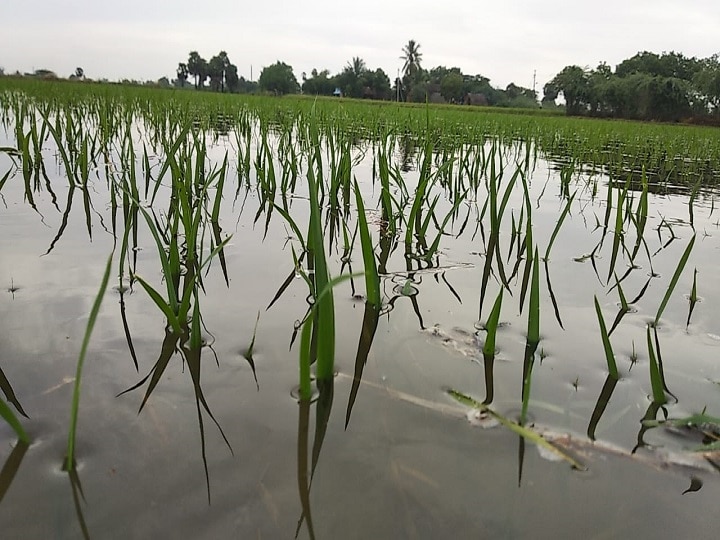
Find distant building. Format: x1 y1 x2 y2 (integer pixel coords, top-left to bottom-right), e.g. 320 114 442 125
333 87 342 97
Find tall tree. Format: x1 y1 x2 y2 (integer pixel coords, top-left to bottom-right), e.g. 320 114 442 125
208 55 224 92
365 68 392 100
258 61 299 95
225 63 240 92
401 39 422 78
337 57 368 98
176 63 189 88
440 72 465 103
302 69 335 95
187 51 208 89
347 57 366 78
400 40 423 102
694 55 720 114
546 65 590 115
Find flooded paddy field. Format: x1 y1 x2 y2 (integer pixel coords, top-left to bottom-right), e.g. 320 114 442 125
1 80 720 538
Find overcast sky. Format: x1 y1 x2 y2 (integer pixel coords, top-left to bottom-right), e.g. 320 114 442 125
2 1 719 92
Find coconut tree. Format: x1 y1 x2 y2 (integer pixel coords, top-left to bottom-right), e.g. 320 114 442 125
346 56 367 78
400 40 423 101
400 40 422 78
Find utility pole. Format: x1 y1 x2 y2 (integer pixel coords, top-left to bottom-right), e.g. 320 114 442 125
397 68 400 102
532 70 537 96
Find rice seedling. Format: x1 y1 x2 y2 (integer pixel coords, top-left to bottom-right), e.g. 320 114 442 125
654 233 695 326
353 179 381 308
607 274 630 336
65 251 114 472
527 246 541 345
586 374 620 441
646 325 667 405
4 77 720 532
482 289 503 357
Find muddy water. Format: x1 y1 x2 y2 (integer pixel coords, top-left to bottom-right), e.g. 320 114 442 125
1 121 720 539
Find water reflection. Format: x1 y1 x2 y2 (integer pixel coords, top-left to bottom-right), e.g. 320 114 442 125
2 85 720 537
0 441 28 505
295 377 334 540
118 321 233 503
67 467 90 540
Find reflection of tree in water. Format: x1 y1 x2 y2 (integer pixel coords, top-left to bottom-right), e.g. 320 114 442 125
397 134 418 172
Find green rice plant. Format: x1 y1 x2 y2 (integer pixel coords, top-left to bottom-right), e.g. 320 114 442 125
688 178 701 230
517 170 534 313
65 251 114 471
654 233 695 326
606 179 629 284
586 371 621 441
543 191 576 262
646 325 667 404
306 147 335 383
628 170 649 264
520 251 541 427
482 289 503 356
607 274 630 336
527 246 540 345
209 152 230 287
593 296 618 379
0 398 29 445
353 180 381 308
128 130 233 334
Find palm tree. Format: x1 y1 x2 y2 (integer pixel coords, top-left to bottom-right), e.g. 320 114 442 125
188 51 206 89
400 40 423 101
217 51 230 92
400 40 422 78
346 56 366 78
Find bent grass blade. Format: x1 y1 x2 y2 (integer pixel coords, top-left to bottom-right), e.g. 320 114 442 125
447 390 584 470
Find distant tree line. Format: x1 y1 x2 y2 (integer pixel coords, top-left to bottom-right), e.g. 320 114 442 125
176 51 257 93
544 51 720 122
266 40 538 109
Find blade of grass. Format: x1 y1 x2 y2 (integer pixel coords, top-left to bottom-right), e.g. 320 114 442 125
654 234 695 326
594 296 618 379
65 251 114 471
